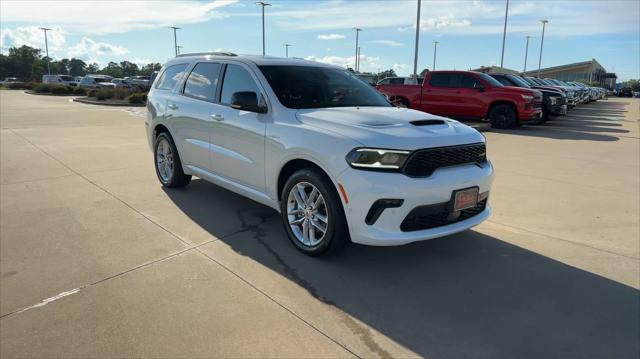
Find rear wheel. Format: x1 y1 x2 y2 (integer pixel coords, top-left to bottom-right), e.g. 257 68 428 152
280 168 349 256
154 132 191 188
489 104 518 129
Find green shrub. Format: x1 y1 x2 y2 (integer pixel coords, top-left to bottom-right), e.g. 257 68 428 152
127 92 147 104
24 81 37 90
87 89 97 98
50 85 72 94
72 86 86 95
95 88 115 100
113 88 130 100
34 84 52 93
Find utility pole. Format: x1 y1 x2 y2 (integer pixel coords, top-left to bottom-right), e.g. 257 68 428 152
256 2 271 56
177 46 183 55
537 20 548 78
413 0 421 78
39 27 51 75
284 44 291 58
500 0 509 68
523 35 531 73
432 41 439 71
353 27 362 71
169 26 180 57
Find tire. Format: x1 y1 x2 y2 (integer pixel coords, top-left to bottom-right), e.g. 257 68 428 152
280 168 350 256
154 132 191 188
489 103 518 129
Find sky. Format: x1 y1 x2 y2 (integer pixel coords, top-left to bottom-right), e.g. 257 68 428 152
1 0 639 81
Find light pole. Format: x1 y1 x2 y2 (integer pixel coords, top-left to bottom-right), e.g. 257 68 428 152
523 35 531 73
537 20 548 78
177 45 183 55
413 0 421 78
169 26 180 57
357 46 362 72
39 27 51 75
353 27 362 71
284 44 291 58
500 0 509 68
432 41 439 71
256 2 271 56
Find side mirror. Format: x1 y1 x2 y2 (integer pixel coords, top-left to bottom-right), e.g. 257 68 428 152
230 91 267 113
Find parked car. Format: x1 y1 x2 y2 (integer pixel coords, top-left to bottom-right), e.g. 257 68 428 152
111 78 132 89
619 88 633 97
377 70 542 129
378 77 423 85
73 76 83 85
525 77 577 108
78 75 116 89
123 76 150 88
489 73 566 122
42 74 76 86
146 53 494 255
0 77 22 86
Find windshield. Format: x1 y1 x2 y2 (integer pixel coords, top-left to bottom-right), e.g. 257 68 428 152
477 73 503 87
259 65 390 109
60 75 73 81
506 75 531 88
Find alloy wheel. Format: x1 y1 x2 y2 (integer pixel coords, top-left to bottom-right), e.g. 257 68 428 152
156 137 174 182
286 182 329 247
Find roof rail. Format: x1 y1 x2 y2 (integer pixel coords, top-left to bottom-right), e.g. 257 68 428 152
176 52 237 58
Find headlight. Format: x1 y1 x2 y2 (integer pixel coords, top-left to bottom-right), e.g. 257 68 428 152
521 94 534 101
346 148 410 170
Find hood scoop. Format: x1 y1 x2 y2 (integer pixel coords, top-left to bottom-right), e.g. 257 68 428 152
410 119 446 126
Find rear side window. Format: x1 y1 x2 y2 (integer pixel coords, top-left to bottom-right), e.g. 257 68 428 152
389 78 405 84
183 63 221 102
429 73 455 87
155 64 188 91
220 64 261 105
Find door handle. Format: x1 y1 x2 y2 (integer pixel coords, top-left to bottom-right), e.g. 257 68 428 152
210 114 224 122
167 103 178 110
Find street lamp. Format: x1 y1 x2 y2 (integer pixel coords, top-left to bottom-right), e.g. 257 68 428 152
357 46 362 72
256 2 271 56
177 45 183 55
284 44 292 58
537 20 548 78
500 0 509 68
169 26 181 57
413 0 421 78
432 41 439 71
353 27 362 71
39 27 51 75
523 35 531 73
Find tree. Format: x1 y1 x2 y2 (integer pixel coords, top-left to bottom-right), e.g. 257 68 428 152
373 68 397 82
100 61 124 78
69 58 87 76
86 63 100 74
6 45 45 81
621 79 640 91
139 63 161 76
119 61 139 77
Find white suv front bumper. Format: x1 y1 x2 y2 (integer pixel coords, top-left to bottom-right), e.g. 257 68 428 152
337 161 494 246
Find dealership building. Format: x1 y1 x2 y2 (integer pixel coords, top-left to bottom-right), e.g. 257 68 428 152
473 59 617 89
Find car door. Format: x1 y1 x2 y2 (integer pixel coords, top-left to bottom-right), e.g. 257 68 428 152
208 63 267 193
454 73 487 118
422 73 459 116
167 62 222 173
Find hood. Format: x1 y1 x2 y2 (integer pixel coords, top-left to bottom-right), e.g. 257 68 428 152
296 106 484 150
496 86 539 96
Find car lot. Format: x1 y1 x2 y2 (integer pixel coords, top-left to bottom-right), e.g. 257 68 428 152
0 91 638 357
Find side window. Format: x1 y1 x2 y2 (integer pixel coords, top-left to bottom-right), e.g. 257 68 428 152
492 76 511 86
220 64 261 105
429 73 455 87
459 74 481 89
155 64 188 91
183 62 221 102
389 78 405 84
378 78 390 84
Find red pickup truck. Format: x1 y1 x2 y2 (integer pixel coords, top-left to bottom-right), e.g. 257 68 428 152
376 70 542 129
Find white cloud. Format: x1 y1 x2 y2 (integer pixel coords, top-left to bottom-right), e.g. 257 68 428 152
371 40 404 47
0 26 66 52
317 34 345 40
305 54 381 73
67 37 129 60
0 0 238 34
393 63 409 71
419 15 471 31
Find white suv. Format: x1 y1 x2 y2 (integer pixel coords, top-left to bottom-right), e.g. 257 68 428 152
146 53 494 256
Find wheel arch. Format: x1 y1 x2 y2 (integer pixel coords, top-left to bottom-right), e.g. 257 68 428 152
487 100 518 119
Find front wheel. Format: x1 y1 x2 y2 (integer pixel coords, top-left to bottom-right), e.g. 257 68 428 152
489 104 518 129
154 132 191 188
280 169 349 256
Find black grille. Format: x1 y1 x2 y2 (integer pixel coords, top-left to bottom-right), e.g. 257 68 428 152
403 143 487 177
400 199 487 232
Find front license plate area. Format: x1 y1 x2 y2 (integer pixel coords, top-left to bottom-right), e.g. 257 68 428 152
452 187 479 212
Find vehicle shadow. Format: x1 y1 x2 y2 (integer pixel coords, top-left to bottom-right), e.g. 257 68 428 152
164 180 639 358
